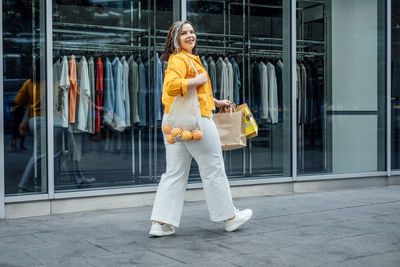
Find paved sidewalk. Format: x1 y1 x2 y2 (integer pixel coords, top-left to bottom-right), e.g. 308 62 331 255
1 186 400 267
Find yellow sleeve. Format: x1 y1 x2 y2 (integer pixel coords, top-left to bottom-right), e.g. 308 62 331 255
163 55 189 97
15 80 31 106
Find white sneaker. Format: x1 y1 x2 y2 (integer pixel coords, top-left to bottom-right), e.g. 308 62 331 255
149 222 175 237
225 209 253 232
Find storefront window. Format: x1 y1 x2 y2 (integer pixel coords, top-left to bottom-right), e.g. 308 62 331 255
247 0 292 178
52 0 170 191
3 0 47 195
392 0 400 170
187 0 292 180
296 0 386 175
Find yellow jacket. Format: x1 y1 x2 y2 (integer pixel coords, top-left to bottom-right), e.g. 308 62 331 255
162 50 215 118
15 80 41 118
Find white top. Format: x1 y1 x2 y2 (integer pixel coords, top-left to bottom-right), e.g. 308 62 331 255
121 56 131 127
216 57 229 101
267 62 278 124
224 57 234 102
53 56 70 128
259 62 269 120
87 57 95 134
77 56 90 132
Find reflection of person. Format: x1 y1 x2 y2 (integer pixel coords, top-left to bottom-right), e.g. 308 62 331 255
149 21 253 236
9 102 27 151
15 61 95 192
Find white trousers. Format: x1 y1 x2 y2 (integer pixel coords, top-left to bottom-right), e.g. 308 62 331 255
150 116 236 227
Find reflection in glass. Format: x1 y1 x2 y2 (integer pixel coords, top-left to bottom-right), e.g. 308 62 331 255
187 0 291 180
297 0 386 175
392 1 400 170
3 0 47 195
53 0 156 191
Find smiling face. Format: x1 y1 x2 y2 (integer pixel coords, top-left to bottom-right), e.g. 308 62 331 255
179 23 196 54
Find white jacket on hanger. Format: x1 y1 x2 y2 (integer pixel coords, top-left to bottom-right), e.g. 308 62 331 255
77 56 90 132
53 56 70 128
216 57 229 100
224 57 234 102
267 62 278 124
258 61 269 120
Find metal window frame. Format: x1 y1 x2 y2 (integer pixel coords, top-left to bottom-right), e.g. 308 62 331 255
46 0 54 199
291 0 297 180
0 0 5 219
387 0 392 175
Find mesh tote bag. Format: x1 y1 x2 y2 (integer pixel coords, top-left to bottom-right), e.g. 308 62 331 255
162 56 203 144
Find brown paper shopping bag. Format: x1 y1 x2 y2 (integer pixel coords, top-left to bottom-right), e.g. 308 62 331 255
213 106 246 151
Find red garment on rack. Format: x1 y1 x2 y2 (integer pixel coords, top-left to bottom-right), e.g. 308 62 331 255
95 57 103 133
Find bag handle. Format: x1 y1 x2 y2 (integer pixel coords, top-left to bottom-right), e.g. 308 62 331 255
183 55 199 75
219 103 237 114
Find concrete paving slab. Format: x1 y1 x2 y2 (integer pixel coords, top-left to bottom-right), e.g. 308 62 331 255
84 250 182 266
0 247 42 267
1 186 400 266
23 240 113 264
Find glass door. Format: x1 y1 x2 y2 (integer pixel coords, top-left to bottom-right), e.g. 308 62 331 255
3 0 48 195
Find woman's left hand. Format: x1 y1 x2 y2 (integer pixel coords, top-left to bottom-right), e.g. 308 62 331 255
214 99 231 108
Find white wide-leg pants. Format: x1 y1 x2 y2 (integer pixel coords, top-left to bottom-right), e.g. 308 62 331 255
150 116 236 228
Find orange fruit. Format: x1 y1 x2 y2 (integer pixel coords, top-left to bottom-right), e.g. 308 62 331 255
181 130 192 141
162 124 172 134
166 134 175 144
192 130 203 141
171 127 183 137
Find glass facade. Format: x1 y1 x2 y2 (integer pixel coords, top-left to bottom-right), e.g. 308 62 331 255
187 0 292 179
3 0 47 195
52 0 156 192
297 0 386 175
393 0 400 169
0 0 394 200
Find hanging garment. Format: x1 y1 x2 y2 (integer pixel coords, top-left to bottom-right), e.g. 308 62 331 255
300 62 307 125
206 56 217 95
276 60 283 123
304 62 314 126
224 57 234 102
155 54 163 121
95 57 103 133
53 59 62 126
53 56 70 128
258 61 269 120
201 56 209 74
68 55 78 124
87 57 95 134
162 60 168 84
296 63 301 124
103 58 115 126
252 62 261 121
230 58 241 105
216 57 229 100
77 56 90 132
267 62 278 124
137 57 147 127
121 56 131 127
127 55 140 124
112 57 126 131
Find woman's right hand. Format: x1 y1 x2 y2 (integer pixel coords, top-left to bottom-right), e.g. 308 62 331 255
195 72 207 86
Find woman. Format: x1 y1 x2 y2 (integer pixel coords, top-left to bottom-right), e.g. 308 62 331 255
149 21 252 236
